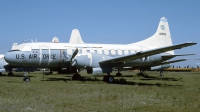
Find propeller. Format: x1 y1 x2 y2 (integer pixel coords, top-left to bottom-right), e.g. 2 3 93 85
62 48 79 74
62 50 70 60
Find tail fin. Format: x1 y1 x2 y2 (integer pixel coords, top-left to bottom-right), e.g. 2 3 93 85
69 29 84 44
130 17 174 54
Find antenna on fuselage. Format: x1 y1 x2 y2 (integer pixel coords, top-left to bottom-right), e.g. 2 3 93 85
23 39 30 43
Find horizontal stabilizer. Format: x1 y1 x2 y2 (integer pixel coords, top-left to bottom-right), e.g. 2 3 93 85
162 54 195 59
160 58 188 65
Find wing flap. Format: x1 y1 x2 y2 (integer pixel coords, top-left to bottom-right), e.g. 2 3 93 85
160 58 188 65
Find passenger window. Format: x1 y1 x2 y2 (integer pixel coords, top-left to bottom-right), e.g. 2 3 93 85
90 49 94 53
111 50 116 55
97 49 102 54
124 50 129 55
118 50 122 55
94 50 97 53
79 50 82 54
131 50 135 54
104 50 109 55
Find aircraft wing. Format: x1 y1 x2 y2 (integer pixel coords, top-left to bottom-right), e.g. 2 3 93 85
99 42 196 64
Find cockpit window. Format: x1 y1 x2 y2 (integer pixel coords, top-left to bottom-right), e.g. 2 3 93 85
8 50 20 52
22 46 32 51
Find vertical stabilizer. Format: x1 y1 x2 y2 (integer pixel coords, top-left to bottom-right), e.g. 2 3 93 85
69 29 84 44
131 17 174 54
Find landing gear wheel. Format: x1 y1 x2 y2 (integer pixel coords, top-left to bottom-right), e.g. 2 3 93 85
23 77 31 82
72 73 82 80
116 73 122 77
160 70 163 76
103 75 114 83
0 72 2 76
8 72 13 76
108 76 114 83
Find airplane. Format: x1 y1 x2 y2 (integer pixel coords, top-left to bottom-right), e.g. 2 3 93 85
0 54 6 75
4 17 197 83
0 54 10 75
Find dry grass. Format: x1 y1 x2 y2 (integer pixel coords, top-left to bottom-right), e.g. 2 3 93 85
0 71 200 112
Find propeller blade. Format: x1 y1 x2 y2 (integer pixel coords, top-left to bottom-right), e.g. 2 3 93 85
71 48 78 60
70 48 78 74
62 50 69 59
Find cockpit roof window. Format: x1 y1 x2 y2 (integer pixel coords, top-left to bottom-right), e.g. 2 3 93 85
22 46 31 51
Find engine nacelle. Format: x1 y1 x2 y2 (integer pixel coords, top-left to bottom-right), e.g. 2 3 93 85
151 64 171 71
87 67 112 75
72 53 111 68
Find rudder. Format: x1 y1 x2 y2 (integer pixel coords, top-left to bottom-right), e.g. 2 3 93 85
69 29 84 44
130 17 174 54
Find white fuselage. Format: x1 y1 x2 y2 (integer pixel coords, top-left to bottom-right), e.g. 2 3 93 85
5 42 168 69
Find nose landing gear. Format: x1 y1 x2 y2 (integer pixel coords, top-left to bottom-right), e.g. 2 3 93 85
23 72 31 82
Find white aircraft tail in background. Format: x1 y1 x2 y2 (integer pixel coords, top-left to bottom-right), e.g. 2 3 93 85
69 29 84 44
52 37 59 43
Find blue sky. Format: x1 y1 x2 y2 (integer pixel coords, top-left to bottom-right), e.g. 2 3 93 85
0 0 199 67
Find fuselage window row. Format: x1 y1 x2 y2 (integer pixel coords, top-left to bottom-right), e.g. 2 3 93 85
66 49 136 55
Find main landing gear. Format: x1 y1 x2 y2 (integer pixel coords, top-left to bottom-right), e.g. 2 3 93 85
160 70 163 76
103 73 114 83
8 72 14 76
72 73 82 80
116 69 122 77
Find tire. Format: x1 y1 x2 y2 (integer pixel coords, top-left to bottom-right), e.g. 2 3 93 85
107 76 114 83
23 77 31 82
8 72 13 76
72 73 82 80
116 73 122 77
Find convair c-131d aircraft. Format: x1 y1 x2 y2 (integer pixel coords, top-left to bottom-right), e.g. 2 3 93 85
4 17 196 83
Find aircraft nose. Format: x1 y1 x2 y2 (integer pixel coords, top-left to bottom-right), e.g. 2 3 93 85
4 51 17 64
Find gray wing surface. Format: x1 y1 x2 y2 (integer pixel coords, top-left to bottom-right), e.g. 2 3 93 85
159 58 188 65
99 42 196 64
